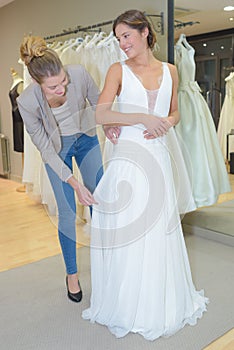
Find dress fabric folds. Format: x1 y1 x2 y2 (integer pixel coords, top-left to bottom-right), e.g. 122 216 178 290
82 62 208 340
174 38 231 207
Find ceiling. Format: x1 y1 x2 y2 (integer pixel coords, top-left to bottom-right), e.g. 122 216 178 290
0 0 233 37
174 0 234 37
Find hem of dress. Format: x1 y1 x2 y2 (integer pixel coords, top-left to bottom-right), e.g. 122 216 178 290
82 290 209 341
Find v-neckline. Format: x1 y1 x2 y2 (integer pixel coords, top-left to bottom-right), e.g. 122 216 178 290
123 61 165 93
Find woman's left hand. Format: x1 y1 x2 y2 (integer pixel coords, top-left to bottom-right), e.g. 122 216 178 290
143 117 173 139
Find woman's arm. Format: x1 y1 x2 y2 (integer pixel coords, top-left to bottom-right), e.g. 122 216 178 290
96 63 169 137
17 90 96 205
17 95 72 181
96 63 143 126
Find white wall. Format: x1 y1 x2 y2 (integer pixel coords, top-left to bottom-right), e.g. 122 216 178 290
0 0 168 181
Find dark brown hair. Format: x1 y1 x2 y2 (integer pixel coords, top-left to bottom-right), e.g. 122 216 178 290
113 9 157 49
20 36 63 84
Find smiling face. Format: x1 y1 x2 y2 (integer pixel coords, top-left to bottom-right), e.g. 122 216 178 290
115 23 149 58
40 69 68 99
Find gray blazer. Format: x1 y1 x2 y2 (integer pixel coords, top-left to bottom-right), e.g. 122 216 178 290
17 64 100 181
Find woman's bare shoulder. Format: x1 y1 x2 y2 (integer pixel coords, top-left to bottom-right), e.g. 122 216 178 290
107 61 122 75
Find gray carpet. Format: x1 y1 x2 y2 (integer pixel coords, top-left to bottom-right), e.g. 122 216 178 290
0 234 234 350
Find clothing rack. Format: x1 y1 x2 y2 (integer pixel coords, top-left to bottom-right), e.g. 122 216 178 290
44 12 164 40
174 20 200 29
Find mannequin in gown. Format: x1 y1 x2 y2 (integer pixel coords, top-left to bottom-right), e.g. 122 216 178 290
82 10 208 341
174 34 231 207
9 68 25 192
217 71 234 160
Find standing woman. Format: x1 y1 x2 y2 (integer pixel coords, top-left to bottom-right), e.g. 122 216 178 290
17 36 104 303
82 10 208 340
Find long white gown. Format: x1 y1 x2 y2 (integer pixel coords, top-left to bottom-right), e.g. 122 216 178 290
174 36 231 207
217 72 234 159
82 62 208 341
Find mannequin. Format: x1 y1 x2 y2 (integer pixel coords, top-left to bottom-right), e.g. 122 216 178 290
9 68 25 192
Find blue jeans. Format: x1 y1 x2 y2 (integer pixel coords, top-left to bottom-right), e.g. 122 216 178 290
45 133 103 274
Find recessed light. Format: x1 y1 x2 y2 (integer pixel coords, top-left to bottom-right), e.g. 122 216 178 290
221 46 225 49
203 43 207 47
211 52 215 56
230 17 234 21
224 6 234 11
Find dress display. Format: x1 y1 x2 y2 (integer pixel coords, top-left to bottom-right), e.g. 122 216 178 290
217 72 234 159
82 62 208 340
174 34 231 207
9 82 24 152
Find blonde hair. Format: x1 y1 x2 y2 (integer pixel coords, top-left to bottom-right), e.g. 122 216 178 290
113 9 157 50
20 36 63 84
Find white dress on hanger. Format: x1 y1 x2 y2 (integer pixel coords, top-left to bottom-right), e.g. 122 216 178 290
174 35 231 207
82 62 208 341
217 72 234 159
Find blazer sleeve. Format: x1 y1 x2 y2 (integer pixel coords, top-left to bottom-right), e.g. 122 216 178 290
17 93 72 182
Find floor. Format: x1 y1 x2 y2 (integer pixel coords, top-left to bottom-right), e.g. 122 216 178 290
0 176 233 350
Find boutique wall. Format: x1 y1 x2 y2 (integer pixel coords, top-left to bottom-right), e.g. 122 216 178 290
0 0 168 181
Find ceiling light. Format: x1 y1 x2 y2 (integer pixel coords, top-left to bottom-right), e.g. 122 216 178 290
221 46 225 49
224 6 234 11
211 52 215 56
203 43 207 47
230 17 234 21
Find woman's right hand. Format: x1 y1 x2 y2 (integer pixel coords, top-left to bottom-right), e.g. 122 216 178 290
75 182 98 206
67 176 98 206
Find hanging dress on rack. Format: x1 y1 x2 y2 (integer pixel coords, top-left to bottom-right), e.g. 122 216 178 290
82 62 208 340
174 35 231 208
217 72 234 159
9 81 24 153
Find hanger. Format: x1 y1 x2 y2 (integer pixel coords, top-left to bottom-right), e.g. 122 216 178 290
176 33 193 50
10 68 23 90
85 31 106 48
176 33 186 45
62 36 83 52
97 31 114 47
49 41 63 50
225 71 234 81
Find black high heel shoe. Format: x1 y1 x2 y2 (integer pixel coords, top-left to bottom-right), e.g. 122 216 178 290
66 276 83 303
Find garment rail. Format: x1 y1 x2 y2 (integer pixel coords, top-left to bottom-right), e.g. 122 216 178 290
174 20 200 29
44 12 164 40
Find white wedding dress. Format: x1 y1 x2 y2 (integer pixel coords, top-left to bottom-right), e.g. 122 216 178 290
82 62 208 340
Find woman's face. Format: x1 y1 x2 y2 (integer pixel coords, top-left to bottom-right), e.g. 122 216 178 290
40 69 68 99
115 23 148 58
